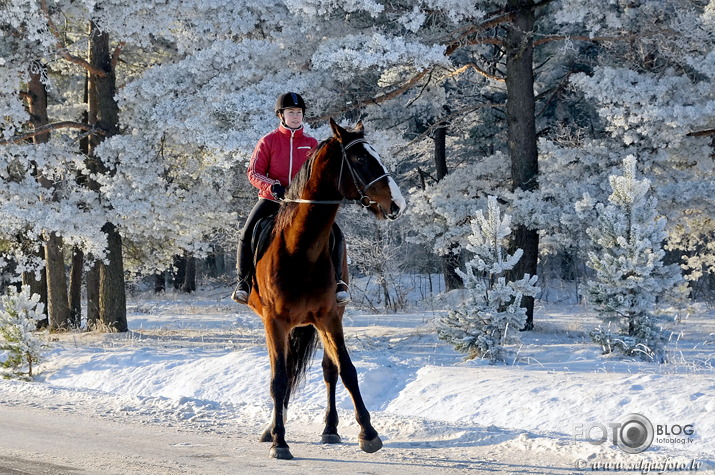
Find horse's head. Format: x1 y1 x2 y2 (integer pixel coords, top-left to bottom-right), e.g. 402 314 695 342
330 118 406 220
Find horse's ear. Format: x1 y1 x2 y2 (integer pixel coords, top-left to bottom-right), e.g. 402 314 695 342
355 120 364 133
329 117 346 140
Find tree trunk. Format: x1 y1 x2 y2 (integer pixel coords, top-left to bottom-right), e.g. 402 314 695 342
205 253 225 278
173 255 186 289
434 124 448 180
505 0 539 331
23 64 49 319
44 232 70 331
434 123 463 291
181 256 197 293
99 223 127 332
154 272 166 293
86 259 100 329
27 62 70 330
87 21 127 332
68 248 83 327
441 250 463 292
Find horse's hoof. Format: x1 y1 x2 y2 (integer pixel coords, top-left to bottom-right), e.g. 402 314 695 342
359 435 383 453
321 433 342 444
259 428 272 442
269 446 294 460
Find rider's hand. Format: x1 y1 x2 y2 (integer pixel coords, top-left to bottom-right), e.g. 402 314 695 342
271 184 286 201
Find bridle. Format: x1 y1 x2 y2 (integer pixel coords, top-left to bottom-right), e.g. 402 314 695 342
339 138 391 207
282 137 391 208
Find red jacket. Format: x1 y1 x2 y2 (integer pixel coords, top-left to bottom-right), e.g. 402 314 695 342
247 124 318 200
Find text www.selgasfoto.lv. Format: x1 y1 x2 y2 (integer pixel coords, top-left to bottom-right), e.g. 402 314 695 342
576 457 703 473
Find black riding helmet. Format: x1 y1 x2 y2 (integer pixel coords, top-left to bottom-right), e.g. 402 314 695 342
275 92 306 116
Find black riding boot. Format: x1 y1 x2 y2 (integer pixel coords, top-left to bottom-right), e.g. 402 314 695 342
232 235 253 304
232 199 280 304
332 224 351 306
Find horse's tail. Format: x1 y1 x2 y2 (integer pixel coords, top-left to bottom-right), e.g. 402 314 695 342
286 325 318 397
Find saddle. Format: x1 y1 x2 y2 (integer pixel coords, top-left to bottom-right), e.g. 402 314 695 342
251 214 336 267
251 214 277 267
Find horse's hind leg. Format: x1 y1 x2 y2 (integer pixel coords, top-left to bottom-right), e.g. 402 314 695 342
319 324 382 453
263 319 293 459
320 352 341 444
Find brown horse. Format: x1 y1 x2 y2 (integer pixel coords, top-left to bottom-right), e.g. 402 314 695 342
247 118 406 459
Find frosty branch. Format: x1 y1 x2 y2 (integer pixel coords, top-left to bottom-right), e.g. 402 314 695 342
448 63 505 82
0 122 106 145
533 29 677 47
309 69 432 123
688 129 715 138
39 0 117 78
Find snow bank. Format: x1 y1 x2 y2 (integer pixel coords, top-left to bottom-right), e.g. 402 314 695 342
2 291 714 470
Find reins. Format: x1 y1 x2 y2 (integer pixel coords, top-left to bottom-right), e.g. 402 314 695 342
281 137 390 208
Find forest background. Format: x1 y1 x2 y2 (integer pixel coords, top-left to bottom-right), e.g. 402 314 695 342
1 0 714 335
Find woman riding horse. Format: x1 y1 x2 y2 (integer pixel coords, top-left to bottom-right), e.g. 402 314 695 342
233 92 350 306
248 118 405 459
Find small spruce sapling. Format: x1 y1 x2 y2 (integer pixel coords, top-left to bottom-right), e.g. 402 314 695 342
0 285 47 379
437 196 538 363
576 155 685 361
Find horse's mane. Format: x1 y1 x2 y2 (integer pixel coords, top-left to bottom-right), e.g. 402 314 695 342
274 137 337 232
284 138 331 201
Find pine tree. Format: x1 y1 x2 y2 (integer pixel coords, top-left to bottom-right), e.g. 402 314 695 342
437 196 538 363
0 285 46 379
577 156 685 361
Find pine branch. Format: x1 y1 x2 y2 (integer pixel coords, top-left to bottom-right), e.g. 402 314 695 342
0 122 106 145
40 0 108 78
308 10 513 123
308 69 432 123
397 102 502 151
687 128 715 137
112 42 126 69
448 62 505 82
444 10 513 55
533 29 677 47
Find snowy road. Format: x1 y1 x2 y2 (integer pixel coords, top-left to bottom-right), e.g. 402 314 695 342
0 397 579 474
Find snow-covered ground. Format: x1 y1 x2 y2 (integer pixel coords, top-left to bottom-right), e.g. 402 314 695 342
2 283 714 474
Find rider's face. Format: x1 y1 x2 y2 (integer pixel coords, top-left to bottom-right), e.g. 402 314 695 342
281 108 303 129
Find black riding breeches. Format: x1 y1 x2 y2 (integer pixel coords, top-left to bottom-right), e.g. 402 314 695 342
236 199 280 278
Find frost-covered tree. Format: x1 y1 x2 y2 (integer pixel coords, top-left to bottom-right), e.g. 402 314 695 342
437 196 538 363
0 285 46 379
533 1 715 283
576 156 686 361
385 1 715 293
1 1 245 328
3 0 715 325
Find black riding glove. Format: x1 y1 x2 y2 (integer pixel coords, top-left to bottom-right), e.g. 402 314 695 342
271 183 286 201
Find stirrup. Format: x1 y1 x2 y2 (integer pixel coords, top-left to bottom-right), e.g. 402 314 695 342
336 280 351 306
232 279 250 304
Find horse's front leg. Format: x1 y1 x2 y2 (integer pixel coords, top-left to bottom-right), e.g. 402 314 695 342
319 323 382 453
338 345 382 453
264 319 293 459
259 393 290 443
320 352 341 444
